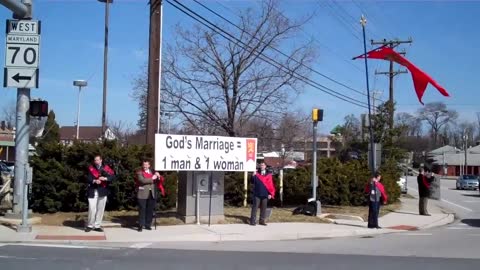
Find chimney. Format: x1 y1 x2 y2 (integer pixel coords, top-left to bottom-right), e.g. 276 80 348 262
1 121 5 130
7 121 12 129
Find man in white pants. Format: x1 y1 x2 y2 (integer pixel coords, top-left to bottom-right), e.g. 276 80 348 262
85 155 114 232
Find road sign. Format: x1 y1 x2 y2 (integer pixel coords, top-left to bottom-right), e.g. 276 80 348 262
4 19 41 89
6 20 40 35
3 68 38 88
5 44 39 68
155 134 258 172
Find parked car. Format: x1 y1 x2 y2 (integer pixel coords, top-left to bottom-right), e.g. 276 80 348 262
397 176 408 194
0 161 13 177
456 175 479 190
1 161 14 176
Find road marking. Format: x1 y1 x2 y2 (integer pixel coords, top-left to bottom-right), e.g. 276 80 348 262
130 242 152 249
3 243 119 250
447 227 477 230
440 199 473 212
0 255 36 260
463 200 478 203
403 233 432 236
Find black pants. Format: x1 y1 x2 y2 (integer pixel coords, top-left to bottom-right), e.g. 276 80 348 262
419 197 429 215
250 196 268 224
138 193 155 228
368 200 380 228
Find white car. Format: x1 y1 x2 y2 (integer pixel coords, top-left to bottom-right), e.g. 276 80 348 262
397 177 408 194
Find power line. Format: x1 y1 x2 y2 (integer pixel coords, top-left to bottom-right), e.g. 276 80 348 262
192 0 377 101
165 0 370 109
215 0 366 76
321 1 362 41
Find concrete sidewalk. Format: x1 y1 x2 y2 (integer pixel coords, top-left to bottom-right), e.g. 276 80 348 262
0 197 453 244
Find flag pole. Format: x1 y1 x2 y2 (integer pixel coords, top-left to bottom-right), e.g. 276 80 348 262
360 15 376 176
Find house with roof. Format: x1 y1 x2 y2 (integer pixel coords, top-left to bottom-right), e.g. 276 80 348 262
430 144 480 176
59 126 117 145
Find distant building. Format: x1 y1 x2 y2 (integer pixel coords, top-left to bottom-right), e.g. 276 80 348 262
59 126 117 145
430 145 480 176
292 136 336 161
0 121 15 162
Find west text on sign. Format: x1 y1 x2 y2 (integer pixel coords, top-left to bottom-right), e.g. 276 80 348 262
6 20 40 35
155 134 258 172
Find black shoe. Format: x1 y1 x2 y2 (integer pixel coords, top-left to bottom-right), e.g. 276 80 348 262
145 226 152 230
259 221 267 226
85 227 93 232
138 227 143 232
249 221 256 226
94 227 104 232
376 226 382 229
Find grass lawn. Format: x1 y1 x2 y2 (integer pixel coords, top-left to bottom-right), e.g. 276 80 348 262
33 201 401 227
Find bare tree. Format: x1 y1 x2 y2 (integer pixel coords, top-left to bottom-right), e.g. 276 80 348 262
160 0 315 137
274 112 309 151
395 112 422 137
417 102 458 146
107 120 135 144
1 103 16 126
130 65 148 131
476 112 480 141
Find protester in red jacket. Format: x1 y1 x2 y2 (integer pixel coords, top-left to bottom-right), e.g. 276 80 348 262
365 172 388 229
250 162 275 226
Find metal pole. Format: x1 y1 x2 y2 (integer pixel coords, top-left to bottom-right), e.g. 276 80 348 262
243 170 248 207
279 144 285 206
196 183 200 225
312 121 317 199
464 129 468 174
361 15 375 176
156 0 163 134
0 0 29 18
76 86 82 140
12 88 29 214
101 0 110 139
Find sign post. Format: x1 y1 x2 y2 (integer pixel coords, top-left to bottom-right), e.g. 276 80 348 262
1 1 41 232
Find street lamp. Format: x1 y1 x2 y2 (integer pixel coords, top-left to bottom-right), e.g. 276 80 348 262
73 80 88 140
160 111 173 133
98 0 113 139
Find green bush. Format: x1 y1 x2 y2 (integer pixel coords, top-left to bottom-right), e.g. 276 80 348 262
222 158 401 207
30 140 178 213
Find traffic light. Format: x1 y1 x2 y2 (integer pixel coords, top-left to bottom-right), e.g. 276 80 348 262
30 100 48 117
312 108 323 122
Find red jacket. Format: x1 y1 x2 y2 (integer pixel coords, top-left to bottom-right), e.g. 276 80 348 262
365 180 388 203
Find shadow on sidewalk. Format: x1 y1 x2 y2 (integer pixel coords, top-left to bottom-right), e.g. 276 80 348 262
389 211 420 216
461 219 480 227
461 194 480 198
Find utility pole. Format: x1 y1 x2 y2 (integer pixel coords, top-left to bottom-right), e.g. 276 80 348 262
98 0 112 139
371 38 412 129
146 0 163 151
463 128 468 175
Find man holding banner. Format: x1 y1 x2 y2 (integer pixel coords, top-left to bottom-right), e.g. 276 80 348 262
250 162 275 226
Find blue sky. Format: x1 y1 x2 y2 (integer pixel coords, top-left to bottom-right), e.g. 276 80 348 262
0 0 479 135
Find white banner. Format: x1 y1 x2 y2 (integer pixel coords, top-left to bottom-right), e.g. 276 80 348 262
155 134 258 172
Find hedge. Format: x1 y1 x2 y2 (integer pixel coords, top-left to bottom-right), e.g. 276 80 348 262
30 141 400 213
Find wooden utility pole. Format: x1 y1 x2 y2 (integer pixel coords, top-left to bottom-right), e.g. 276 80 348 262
146 0 162 147
371 38 412 129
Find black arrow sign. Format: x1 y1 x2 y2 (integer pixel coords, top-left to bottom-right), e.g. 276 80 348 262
12 73 31 83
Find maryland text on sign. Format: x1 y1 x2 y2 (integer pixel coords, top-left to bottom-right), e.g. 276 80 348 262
155 134 258 172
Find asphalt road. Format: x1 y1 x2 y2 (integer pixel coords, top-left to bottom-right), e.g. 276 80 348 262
0 244 478 270
1 176 479 269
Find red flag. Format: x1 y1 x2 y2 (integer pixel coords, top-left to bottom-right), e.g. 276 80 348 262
354 46 449 104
